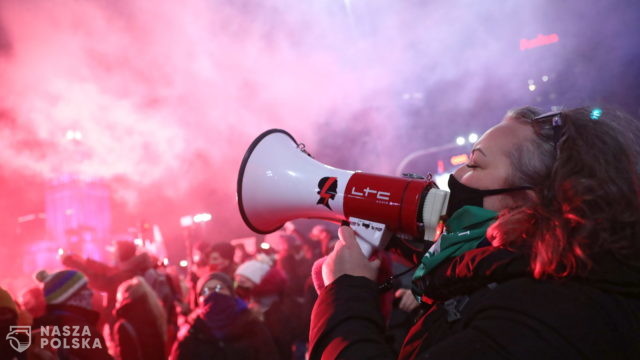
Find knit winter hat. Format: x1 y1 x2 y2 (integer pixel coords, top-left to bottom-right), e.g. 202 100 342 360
35 270 88 304
235 259 271 285
0 287 17 315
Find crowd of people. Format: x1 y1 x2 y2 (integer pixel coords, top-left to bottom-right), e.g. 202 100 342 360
0 222 420 360
2 105 640 360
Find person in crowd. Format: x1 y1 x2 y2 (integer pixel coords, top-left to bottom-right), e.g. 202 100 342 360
62 240 179 347
191 241 218 280
137 254 180 350
32 269 112 359
187 242 237 308
190 241 237 278
273 230 315 359
281 221 312 259
234 256 275 305
275 231 313 299
112 276 167 360
235 256 297 360
1 287 26 360
164 264 191 319
208 242 237 278
308 225 336 259
233 243 251 265
188 241 214 309
19 286 46 321
309 107 640 359
111 241 179 326
61 241 154 317
170 272 278 360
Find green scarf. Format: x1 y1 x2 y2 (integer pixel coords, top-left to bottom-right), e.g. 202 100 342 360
412 206 497 287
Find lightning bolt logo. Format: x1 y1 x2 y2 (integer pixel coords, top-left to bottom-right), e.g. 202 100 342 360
317 177 338 210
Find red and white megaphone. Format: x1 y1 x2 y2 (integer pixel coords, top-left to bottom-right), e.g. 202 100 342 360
237 129 450 256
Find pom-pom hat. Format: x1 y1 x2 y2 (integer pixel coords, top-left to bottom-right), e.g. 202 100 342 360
35 270 88 304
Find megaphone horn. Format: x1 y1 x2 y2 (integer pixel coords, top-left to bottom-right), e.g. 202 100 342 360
237 129 450 248
237 129 351 234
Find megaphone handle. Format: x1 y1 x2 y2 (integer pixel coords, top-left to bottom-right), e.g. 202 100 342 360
347 217 389 258
354 233 375 258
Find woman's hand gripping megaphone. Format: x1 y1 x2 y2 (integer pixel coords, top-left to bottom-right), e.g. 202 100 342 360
320 226 382 287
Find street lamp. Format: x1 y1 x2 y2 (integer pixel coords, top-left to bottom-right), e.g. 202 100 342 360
180 212 213 269
193 213 212 223
180 213 212 227
395 132 479 176
395 142 459 176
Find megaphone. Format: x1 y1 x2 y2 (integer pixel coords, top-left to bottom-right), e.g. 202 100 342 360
237 129 450 256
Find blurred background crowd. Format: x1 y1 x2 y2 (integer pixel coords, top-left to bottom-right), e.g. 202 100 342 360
0 221 421 359
1 0 639 358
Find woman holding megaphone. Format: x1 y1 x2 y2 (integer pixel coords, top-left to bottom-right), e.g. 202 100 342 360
308 107 640 359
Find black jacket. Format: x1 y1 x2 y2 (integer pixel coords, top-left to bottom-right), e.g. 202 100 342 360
113 297 166 360
33 304 113 360
170 309 278 360
309 247 640 359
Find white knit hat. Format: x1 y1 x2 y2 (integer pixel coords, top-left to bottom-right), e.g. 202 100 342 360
235 259 271 285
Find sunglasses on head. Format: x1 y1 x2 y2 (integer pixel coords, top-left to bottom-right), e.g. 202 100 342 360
532 110 565 150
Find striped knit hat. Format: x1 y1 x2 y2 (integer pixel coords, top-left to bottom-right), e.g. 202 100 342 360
35 270 88 304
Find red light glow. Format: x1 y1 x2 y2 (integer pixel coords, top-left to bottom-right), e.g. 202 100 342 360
520 33 560 51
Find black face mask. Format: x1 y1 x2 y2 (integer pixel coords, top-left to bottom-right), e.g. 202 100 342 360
446 174 531 218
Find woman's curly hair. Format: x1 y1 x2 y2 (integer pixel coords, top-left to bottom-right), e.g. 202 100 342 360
487 106 640 278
